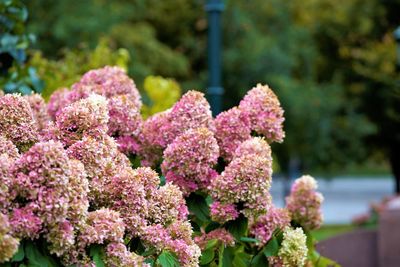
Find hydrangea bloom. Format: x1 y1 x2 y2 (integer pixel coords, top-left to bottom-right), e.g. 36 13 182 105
138 110 171 166
47 88 71 120
46 220 75 256
0 154 13 212
214 107 251 161
24 93 51 132
107 94 142 154
149 183 189 225
0 94 38 151
10 140 90 255
167 91 214 143
0 137 18 212
276 227 308 267
47 68 142 155
11 141 72 225
142 222 201 267
210 138 273 221
250 206 290 246
79 208 126 247
106 167 149 236
9 204 42 239
210 201 239 223
73 66 141 107
162 127 219 195
65 159 89 227
104 242 147 267
194 228 235 250
0 213 19 263
286 175 324 230
67 135 130 205
233 137 272 160
139 91 214 166
0 136 19 160
239 84 285 143
48 94 109 146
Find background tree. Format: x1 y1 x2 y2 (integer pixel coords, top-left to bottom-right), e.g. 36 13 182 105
0 0 42 94
21 0 400 181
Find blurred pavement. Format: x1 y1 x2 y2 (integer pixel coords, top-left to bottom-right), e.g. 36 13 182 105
271 176 394 224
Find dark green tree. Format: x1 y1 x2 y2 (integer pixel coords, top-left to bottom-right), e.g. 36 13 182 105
0 0 42 93
21 0 400 182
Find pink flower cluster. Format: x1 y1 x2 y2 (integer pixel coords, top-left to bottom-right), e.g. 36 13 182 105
214 107 251 161
46 94 109 146
0 68 314 266
107 94 142 154
72 66 141 105
0 213 19 263
47 66 142 154
209 201 239 223
161 127 219 195
0 135 19 160
79 208 126 247
139 91 214 166
194 228 235 250
103 166 197 266
286 175 324 230
0 91 199 266
0 94 38 152
239 83 285 143
105 242 147 267
210 137 273 222
250 206 291 246
67 135 130 205
24 93 51 133
9 141 89 255
142 221 201 267
213 84 284 162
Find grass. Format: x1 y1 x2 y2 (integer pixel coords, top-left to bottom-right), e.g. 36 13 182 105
311 224 357 241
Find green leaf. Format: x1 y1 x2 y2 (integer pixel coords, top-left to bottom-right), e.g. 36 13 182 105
159 175 166 186
89 245 105 267
205 239 219 250
304 230 319 261
25 241 57 267
233 252 252 267
218 244 224 267
205 222 220 233
156 251 180 267
186 193 210 223
305 230 315 250
11 242 24 262
144 258 155 266
263 237 279 257
142 247 157 257
224 216 248 240
220 246 235 267
314 255 340 267
250 250 268 267
200 248 215 265
240 237 258 243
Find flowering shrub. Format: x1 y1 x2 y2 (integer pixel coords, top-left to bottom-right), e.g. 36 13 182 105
0 66 338 267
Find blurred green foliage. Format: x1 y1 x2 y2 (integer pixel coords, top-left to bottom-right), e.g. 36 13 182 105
0 0 42 94
29 38 129 99
19 0 400 174
142 75 181 118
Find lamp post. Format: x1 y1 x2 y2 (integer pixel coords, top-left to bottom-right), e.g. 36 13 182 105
394 27 400 68
394 26 400 193
205 0 224 116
